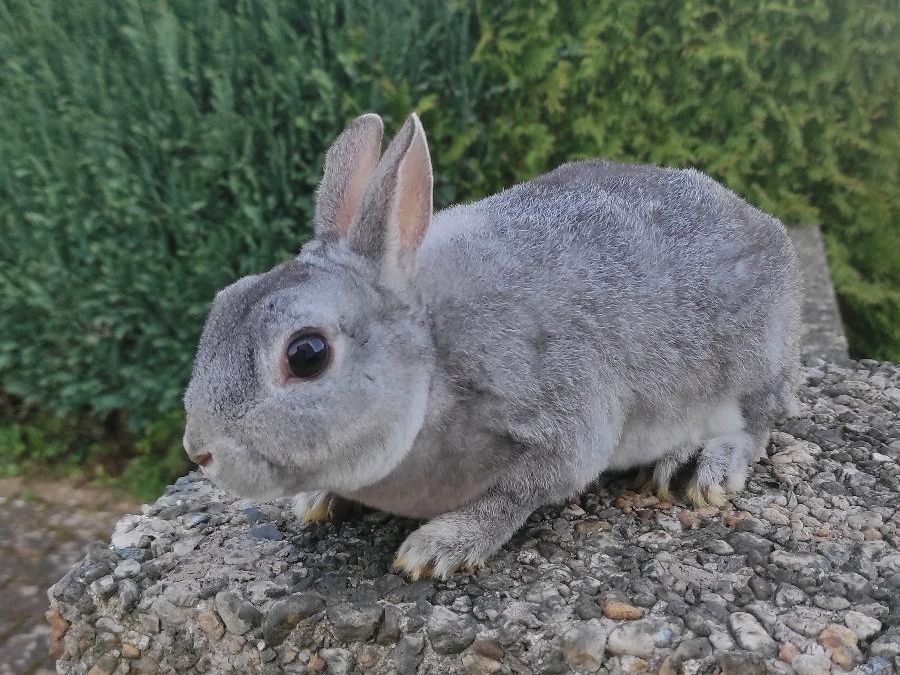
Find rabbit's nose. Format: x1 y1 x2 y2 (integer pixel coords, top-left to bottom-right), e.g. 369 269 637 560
192 452 213 468
183 431 213 467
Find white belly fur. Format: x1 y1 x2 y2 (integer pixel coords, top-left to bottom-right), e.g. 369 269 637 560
607 398 745 471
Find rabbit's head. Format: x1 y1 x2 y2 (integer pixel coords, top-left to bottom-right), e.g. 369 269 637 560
183 113 435 499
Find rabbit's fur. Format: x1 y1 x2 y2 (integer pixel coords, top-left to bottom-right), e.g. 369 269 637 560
184 113 800 578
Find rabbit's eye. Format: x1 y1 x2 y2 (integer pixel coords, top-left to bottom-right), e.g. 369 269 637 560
286 333 330 379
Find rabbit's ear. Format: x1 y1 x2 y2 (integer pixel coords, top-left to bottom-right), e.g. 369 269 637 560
313 113 384 241
348 113 433 279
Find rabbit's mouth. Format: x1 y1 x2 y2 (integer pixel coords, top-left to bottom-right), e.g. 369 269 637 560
195 441 312 500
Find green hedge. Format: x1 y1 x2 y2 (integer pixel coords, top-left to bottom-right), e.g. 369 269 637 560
1 1 898 449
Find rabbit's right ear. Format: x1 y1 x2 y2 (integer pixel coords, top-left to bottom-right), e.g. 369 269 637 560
346 113 433 284
313 113 384 241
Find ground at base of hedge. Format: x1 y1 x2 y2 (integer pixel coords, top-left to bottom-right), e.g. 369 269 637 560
0 478 135 675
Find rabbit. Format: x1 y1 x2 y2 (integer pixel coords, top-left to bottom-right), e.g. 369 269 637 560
183 112 801 579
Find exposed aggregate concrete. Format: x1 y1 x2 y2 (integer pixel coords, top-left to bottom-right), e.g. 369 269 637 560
49 361 900 674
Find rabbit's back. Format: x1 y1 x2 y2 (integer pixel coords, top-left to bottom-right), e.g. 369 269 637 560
419 160 800 413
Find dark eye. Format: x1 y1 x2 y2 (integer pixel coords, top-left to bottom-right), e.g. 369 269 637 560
286 333 331 379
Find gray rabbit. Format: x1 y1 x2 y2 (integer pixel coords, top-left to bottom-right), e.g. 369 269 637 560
183 113 801 579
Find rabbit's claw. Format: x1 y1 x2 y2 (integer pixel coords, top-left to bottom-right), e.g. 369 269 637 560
640 478 672 502
292 491 335 525
459 561 483 574
394 517 491 580
682 433 759 508
647 450 690 503
684 481 728 508
302 500 334 524
649 434 757 508
653 481 674 503
392 558 483 582
685 483 709 508
641 476 673 502
392 557 434 582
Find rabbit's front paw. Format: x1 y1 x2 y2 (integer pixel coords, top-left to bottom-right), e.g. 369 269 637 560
393 516 495 580
291 491 336 524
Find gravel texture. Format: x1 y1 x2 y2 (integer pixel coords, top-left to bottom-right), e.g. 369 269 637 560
48 361 900 674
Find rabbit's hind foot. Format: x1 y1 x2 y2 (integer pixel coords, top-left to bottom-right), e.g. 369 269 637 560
684 432 754 508
646 444 695 503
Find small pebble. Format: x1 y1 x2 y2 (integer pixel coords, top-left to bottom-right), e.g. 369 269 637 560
819 624 861 670
602 599 643 620
844 610 882 641
778 642 798 662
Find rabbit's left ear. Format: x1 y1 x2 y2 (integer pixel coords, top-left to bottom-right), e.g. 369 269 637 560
348 113 433 279
314 113 384 241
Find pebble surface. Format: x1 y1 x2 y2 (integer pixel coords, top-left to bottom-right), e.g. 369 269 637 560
48 361 900 674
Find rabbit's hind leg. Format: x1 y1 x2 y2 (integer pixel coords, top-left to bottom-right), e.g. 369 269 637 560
647 444 696 502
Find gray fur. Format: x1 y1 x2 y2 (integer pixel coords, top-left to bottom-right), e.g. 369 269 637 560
184 113 801 577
